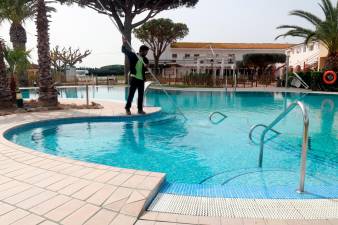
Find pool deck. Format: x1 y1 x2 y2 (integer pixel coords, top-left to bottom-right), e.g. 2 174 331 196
0 99 337 225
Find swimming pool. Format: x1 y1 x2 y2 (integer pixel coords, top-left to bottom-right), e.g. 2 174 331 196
6 87 338 198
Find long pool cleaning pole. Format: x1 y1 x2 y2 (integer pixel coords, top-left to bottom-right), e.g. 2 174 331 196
95 0 187 121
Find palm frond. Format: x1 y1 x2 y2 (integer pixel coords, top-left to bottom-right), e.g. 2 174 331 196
276 25 316 41
304 33 317 44
276 0 338 58
289 10 322 26
0 0 56 24
319 0 335 21
277 25 314 31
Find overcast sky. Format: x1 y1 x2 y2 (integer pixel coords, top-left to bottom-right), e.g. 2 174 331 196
0 0 335 68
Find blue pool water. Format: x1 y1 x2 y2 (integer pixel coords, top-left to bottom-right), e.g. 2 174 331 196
7 87 338 198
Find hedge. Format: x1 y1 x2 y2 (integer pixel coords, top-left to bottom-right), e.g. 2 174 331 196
289 71 338 91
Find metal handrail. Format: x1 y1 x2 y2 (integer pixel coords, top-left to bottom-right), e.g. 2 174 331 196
209 111 228 124
289 73 310 89
249 124 281 142
256 101 309 193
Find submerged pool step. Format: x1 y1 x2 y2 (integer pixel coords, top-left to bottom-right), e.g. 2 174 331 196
141 113 178 126
159 182 338 199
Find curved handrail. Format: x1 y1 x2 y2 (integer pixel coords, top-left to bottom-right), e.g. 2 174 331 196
209 111 228 125
249 124 281 142
257 101 309 193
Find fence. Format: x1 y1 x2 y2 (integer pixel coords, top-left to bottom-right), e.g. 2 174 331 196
24 69 276 88
26 72 121 87
149 68 276 88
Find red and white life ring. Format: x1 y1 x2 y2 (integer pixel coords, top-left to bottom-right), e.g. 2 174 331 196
323 70 337 85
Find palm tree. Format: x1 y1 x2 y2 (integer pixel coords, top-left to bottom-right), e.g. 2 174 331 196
276 0 338 70
0 0 36 86
3 47 31 100
0 39 13 108
36 0 58 107
0 0 35 50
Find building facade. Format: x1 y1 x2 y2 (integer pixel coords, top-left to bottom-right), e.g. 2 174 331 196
148 42 294 77
286 41 328 71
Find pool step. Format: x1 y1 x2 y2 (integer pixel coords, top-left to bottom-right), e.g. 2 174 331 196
147 193 338 219
142 113 177 126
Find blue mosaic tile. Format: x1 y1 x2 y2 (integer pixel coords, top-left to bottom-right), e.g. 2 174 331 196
159 181 338 199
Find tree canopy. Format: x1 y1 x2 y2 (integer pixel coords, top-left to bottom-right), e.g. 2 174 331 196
242 54 286 68
50 46 91 71
134 18 188 74
57 0 198 83
85 65 124 76
57 0 198 33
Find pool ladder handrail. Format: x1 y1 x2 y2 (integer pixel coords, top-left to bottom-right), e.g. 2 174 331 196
209 111 228 124
289 72 310 89
249 124 281 142
254 101 309 193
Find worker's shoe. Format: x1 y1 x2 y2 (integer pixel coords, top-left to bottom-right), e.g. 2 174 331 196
138 110 146 115
126 109 132 115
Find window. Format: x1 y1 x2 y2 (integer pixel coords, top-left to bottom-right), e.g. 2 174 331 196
303 46 306 53
172 54 177 58
184 54 191 58
309 45 314 51
228 54 235 64
194 54 200 58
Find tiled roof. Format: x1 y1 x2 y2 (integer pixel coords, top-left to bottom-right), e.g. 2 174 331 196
28 64 39 69
171 42 295 50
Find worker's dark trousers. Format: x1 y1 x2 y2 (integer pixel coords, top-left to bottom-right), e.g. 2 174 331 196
125 77 145 111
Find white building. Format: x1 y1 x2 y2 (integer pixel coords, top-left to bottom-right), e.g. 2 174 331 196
148 42 294 77
286 41 328 71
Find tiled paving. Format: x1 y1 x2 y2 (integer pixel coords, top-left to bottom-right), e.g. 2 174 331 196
0 99 337 225
0 100 164 225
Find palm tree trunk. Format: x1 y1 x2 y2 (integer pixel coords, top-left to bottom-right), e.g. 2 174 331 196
36 0 58 107
0 41 13 108
10 23 28 87
10 23 27 50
